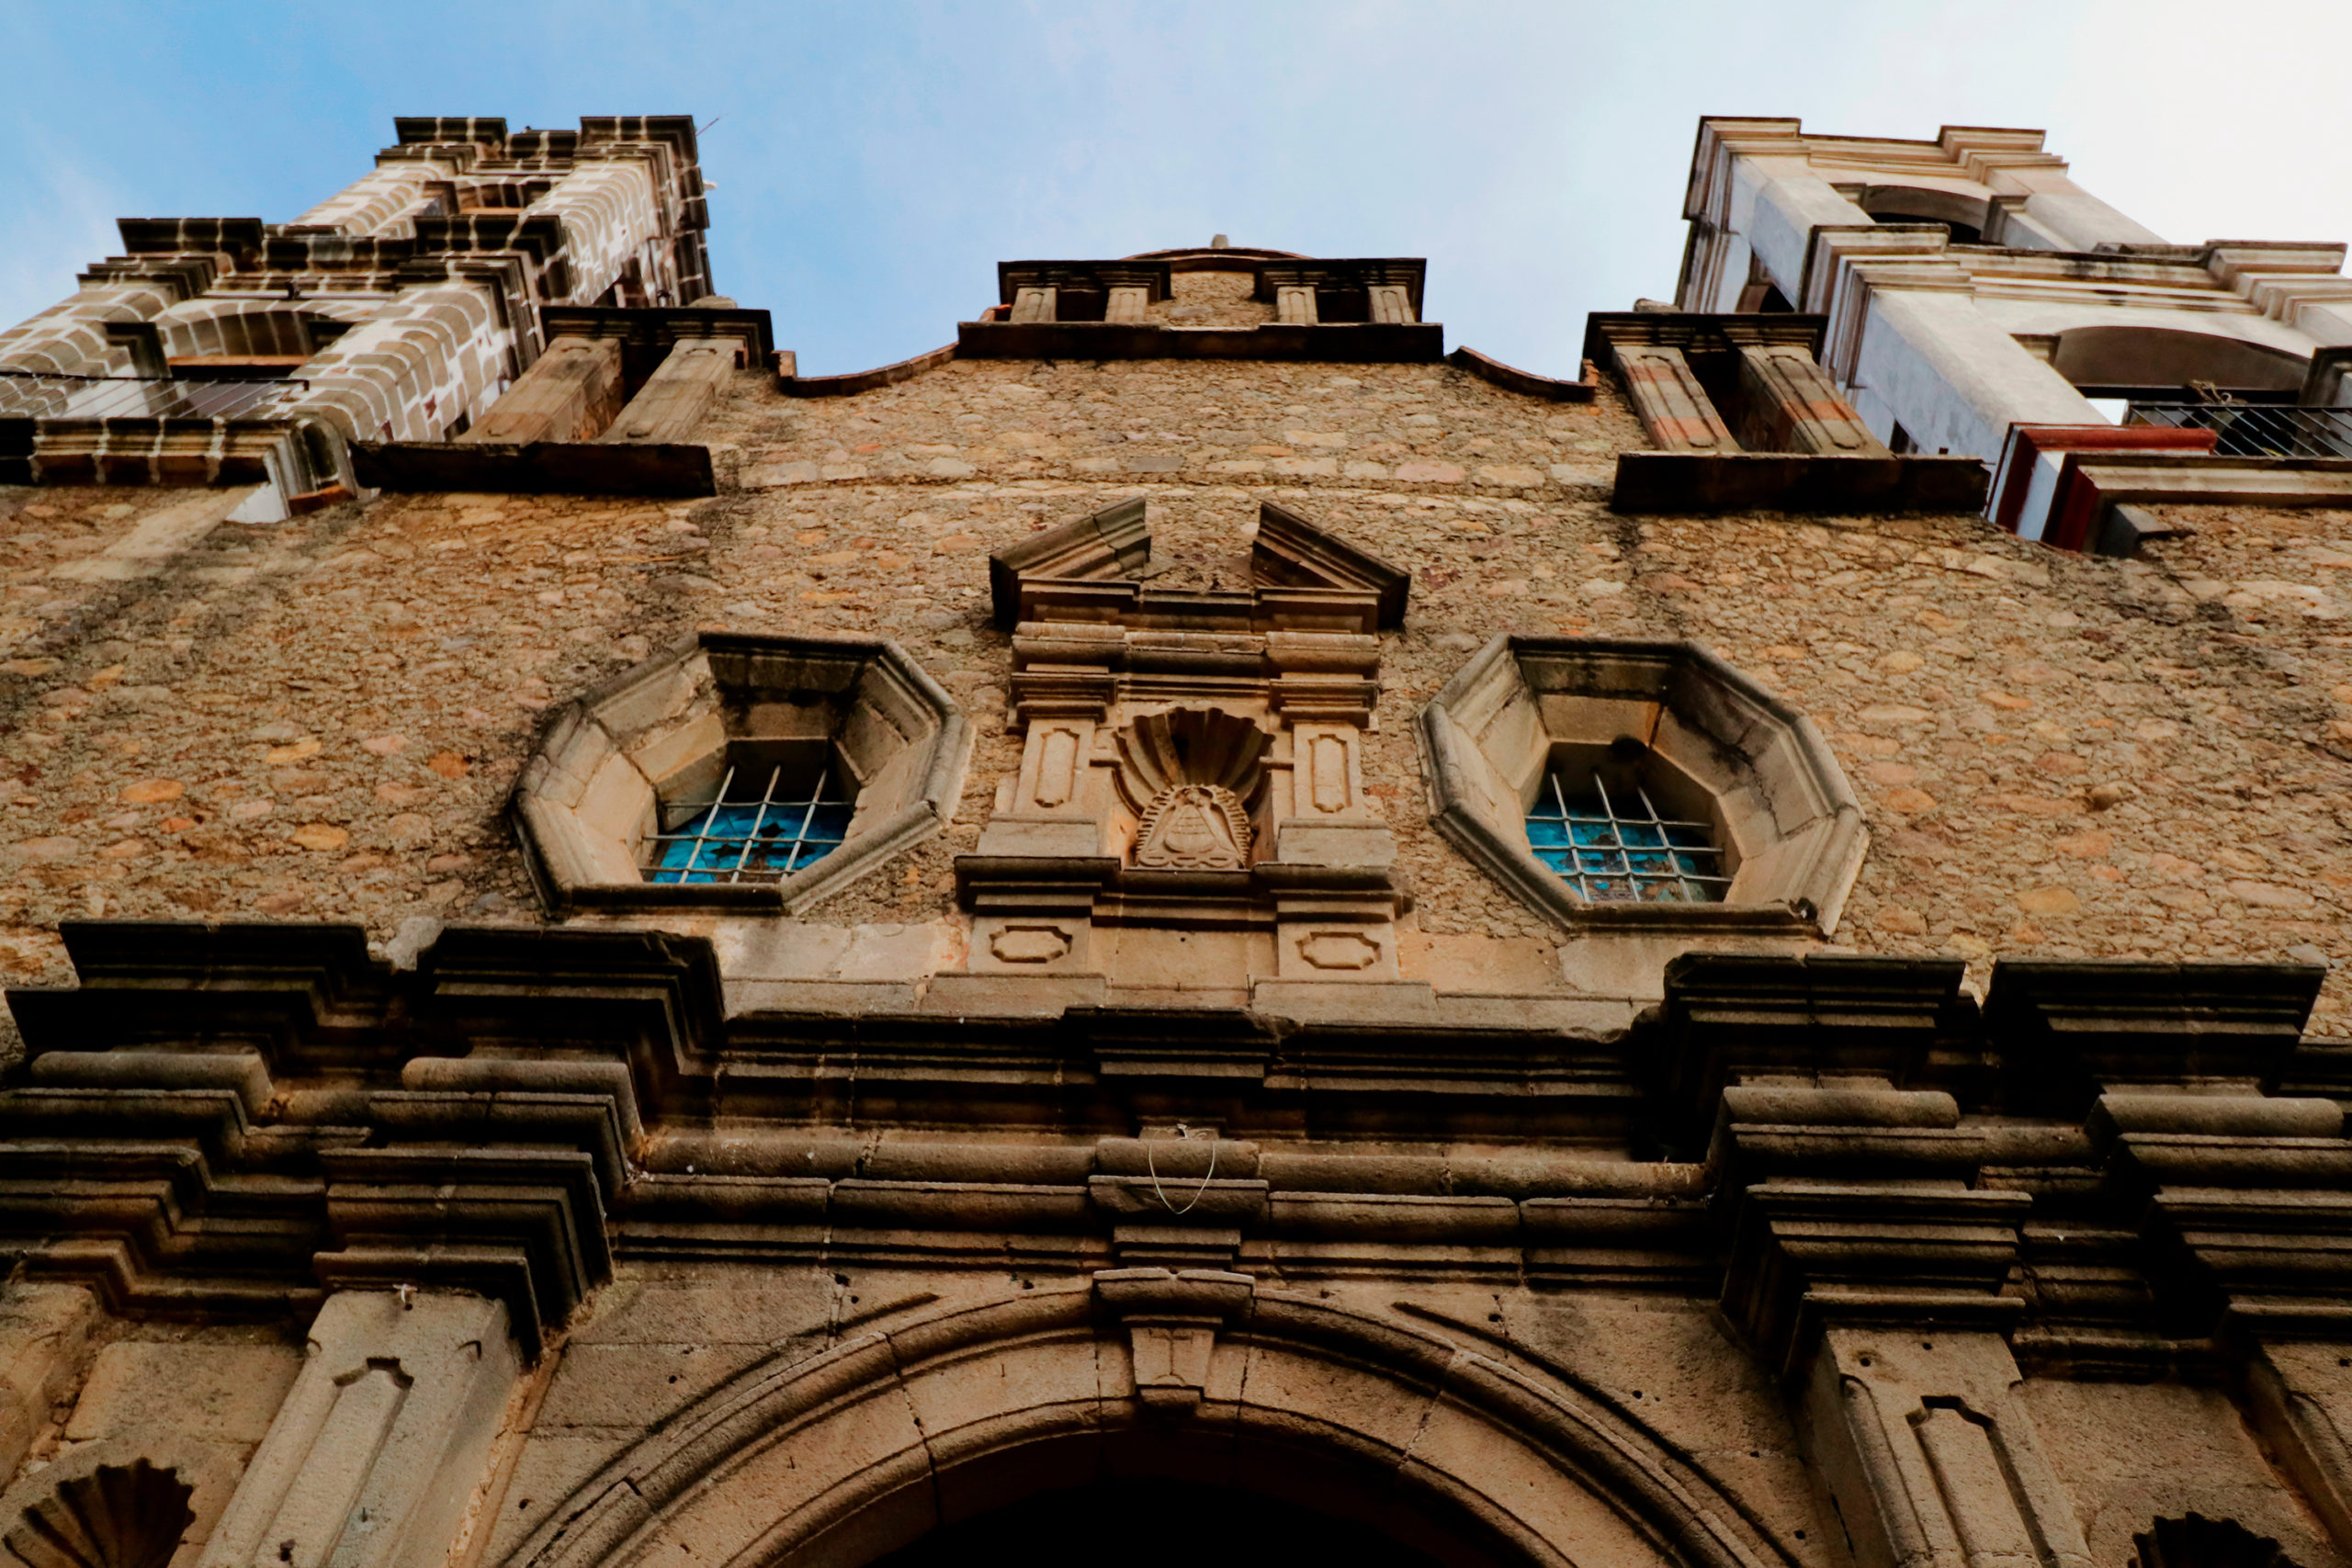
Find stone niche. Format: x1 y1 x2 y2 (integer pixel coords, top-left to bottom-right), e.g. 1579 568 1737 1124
1419 636 1865 935
515 631 970 915
957 497 1411 995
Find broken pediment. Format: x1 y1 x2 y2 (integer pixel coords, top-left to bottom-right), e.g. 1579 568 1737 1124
987 495 1408 635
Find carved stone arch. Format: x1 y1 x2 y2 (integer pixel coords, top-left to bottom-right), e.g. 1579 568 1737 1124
152 298 369 361
501 1273 1800 1568
2043 323 2310 396
1856 184 1996 243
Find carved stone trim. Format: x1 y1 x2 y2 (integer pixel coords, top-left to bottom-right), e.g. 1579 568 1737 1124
1134 784 1252 871
4 1461 192 1568
499 1279 1793 1568
514 631 971 918
1419 635 1866 935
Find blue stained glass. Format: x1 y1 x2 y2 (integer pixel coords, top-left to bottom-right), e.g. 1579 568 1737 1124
1523 768 1726 905
644 766 854 886
1527 818 1575 849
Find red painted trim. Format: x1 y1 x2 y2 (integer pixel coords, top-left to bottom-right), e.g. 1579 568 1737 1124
1989 423 2214 539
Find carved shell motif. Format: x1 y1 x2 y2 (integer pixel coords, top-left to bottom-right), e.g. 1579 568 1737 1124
1114 707 1267 815
1135 784 1253 870
5 1462 194 1568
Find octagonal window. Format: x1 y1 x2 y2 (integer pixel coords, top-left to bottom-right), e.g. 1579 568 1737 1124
1418 637 1864 933
516 632 970 914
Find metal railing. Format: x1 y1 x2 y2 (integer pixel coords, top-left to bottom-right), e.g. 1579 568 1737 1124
0 369 296 423
2127 401 2352 460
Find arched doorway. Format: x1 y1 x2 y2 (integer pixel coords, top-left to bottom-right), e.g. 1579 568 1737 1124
498 1272 1796 1568
870 1478 1443 1568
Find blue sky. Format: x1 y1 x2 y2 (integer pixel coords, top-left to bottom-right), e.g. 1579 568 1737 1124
4 1 2349 376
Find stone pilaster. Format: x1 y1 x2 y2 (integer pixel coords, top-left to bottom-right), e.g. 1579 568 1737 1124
1736 344 1890 456
1712 1088 2089 1568
2243 1341 2352 1552
0 1280 95 1483
1804 1328 2092 1568
197 1291 520 1568
599 336 739 444
1614 344 1739 451
459 335 623 445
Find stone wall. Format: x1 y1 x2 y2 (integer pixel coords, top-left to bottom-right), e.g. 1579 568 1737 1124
10 1260 2344 1568
2 343 2350 1028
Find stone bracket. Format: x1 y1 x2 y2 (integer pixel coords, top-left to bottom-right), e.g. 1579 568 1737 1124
1093 1266 1254 1415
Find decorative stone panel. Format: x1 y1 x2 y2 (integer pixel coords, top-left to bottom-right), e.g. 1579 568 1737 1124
514 631 969 915
1418 636 1865 935
958 496 1414 997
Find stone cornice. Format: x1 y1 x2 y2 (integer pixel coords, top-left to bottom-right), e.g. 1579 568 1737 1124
1 926 2344 1363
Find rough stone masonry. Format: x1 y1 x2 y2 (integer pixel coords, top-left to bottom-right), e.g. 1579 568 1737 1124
3 117 2352 1568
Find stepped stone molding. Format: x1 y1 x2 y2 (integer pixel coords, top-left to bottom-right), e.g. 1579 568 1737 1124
495 1273 1794 1568
513 631 971 916
0 926 2342 1373
1418 637 1866 936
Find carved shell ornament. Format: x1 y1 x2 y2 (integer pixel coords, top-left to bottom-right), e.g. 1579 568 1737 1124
1135 784 1252 870
1114 707 1268 814
5 1461 194 1568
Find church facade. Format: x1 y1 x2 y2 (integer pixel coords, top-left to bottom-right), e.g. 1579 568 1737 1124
2 114 2352 1568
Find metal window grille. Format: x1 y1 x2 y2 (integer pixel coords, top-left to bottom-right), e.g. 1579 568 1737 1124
1524 768 1727 904
2127 402 2352 460
642 763 853 886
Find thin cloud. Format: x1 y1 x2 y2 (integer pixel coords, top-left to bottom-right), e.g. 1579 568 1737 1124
0 1 2346 375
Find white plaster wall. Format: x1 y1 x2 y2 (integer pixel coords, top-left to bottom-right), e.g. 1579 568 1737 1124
1849 290 2099 459
2018 188 2167 252
1747 173 1871 306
